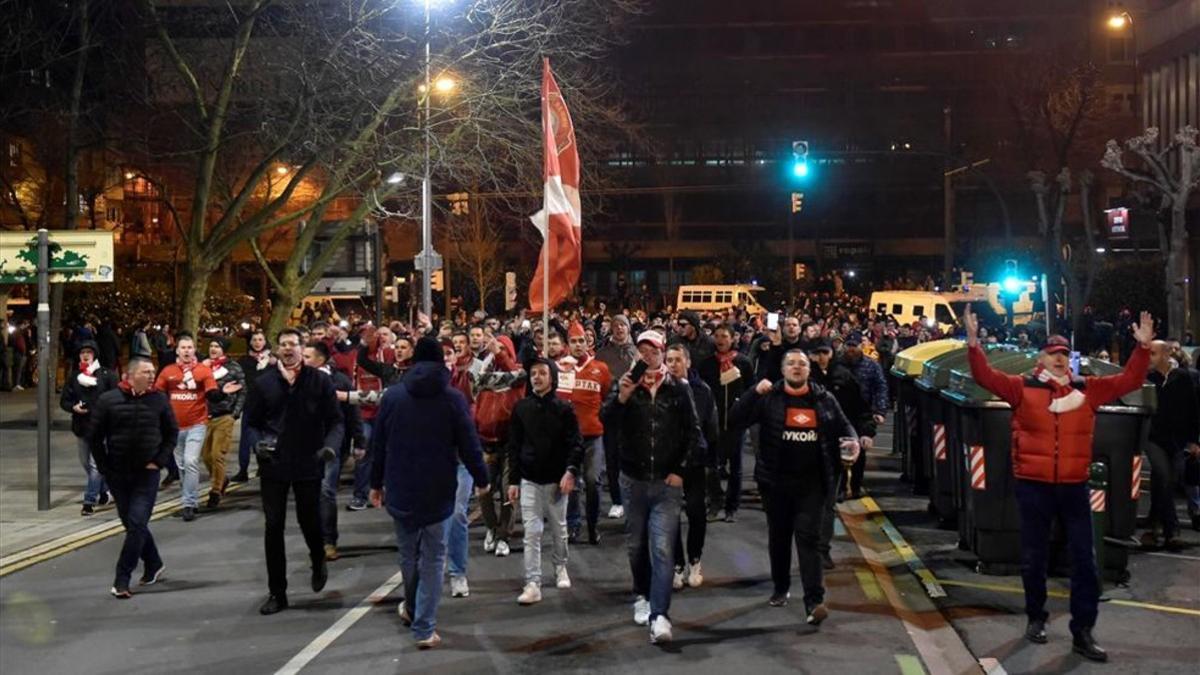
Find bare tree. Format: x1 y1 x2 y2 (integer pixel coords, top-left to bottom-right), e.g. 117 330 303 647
444 193 505 314
1102 127 1200 338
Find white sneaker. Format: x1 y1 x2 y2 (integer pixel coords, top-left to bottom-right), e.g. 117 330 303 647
633 595 650 625
495 540 510 557
450 576 469 598
12 385 23 391
608 505 624 519
483 529 496 553
650 615 673 644
687 561 704 587
672 567 685 590
555 565 571 589
517 582 542 605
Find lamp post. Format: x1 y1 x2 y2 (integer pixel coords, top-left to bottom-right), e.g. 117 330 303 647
1106 11 1139 119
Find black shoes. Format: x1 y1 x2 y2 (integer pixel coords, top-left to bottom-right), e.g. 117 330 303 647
230 471 249 484
587 529 601 546
206 492 221 510
568 526 581 544
1072 628 1108 662
81 504 95 517
768 592 790 607
821 552 835 570
1025 619 1048 644
312 558 328 592
260 594 289 615
181 507 196 522
110 585 132 599
161 473 179 488
98 492 110 506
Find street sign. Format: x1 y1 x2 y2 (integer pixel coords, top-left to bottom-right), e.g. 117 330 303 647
0 230 114 284
1104 207 1130 239
413 250 443 271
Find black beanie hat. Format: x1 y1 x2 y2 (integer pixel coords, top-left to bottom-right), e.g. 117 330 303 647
413 336 444 363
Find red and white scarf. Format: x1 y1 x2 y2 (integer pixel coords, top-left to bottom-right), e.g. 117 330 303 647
249 348 272 371
640 364 669 397
1033 366 1086 413
177 358 197 390
278 358 301 386
77 359 100 387
205 356 229 380
716 349 737 373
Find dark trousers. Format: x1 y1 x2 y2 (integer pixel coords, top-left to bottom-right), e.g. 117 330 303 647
759 479 826 607
108 468 163 588
603 426 622 507
237 416 259 475
673 465 708 567
261 477 324 596
479 445 513 543
1144 442 1180 538
712 428 746 513
848 439 869 495
818 471 844 555
567 435 602 533
1014 479 1100 633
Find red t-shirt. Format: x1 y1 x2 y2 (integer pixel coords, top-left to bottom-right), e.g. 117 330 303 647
556 354 612 437
155 362 217 429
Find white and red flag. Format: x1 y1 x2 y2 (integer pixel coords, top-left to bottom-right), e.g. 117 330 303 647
528 58 582 312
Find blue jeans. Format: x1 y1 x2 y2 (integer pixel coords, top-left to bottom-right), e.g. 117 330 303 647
77 436 107 505
108 468 163 588
620 472 682 622
237 415 259 475
174 424 207 508
394 516 449 641
443 463 471 578
320 446 347 545
567 436 602 532
351 421 373 501
1014 479 1100 633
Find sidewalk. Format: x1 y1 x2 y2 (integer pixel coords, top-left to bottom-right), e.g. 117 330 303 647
0 390 224 563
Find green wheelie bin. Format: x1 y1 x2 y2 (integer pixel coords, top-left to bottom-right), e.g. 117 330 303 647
891 340 963 497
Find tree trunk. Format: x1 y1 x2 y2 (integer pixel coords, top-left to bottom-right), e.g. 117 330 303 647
264 284 299 341
179 259 215 334
1167 205 1188 338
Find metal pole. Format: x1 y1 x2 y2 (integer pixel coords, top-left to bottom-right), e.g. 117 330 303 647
36 229 51 512
542 226 550 353
420 0 433 319
788 208 795 306
943 105 955 290
372 220 383 327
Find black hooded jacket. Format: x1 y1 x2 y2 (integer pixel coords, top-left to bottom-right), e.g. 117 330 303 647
505 357 585 485
669 311 716 364
601 366 701 481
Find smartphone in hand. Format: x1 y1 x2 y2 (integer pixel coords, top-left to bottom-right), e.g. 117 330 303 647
629 360 649 382
766 312 780 331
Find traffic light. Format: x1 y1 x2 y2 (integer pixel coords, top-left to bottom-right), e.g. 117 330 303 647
790 192 804 213
791 140 809 179
1001 259 1022 296
448 192 469 216
431 269 444 291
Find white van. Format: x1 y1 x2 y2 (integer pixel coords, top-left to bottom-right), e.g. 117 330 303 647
869 291 958 332
676 285 767 314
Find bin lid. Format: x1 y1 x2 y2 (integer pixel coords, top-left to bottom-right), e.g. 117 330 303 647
1079 357 1157 411
916 344 1018 391
890 339 964 379
941 349 1040 407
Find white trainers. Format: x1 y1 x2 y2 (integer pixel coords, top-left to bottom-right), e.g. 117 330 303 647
672 567 685 590
555 565 571 589
608 505 625 519
650 615 673 644
517 582 542 605
687 561 704 588
483 529 496 553
450 575 469 598
633 595 650 625
495 540 510 557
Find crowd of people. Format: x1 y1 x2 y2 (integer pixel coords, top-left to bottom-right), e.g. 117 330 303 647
27 290 1199 656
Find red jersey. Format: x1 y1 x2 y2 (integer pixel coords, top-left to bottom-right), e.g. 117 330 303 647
556 354 612 437
155 361 217 429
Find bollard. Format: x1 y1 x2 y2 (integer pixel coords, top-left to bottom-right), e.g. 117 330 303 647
1089 461 1108 591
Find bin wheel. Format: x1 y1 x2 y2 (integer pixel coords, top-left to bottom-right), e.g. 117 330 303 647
957 538 969 551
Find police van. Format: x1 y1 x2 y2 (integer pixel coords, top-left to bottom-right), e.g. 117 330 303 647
676 285 768 314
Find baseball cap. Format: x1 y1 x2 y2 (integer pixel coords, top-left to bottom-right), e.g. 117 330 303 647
844 331 864 346
1042 335 1071 355
636 331 664 350
807 338 834 354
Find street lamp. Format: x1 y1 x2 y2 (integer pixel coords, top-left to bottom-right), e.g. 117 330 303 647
1106 10 1138 118
415 0 453 321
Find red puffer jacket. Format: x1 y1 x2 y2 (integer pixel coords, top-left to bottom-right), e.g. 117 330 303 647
967 345 1149 483
472 337 525 444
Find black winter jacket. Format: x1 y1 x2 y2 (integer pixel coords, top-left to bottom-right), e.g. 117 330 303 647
505 361 584 486
89 386 179 476
729 380 857 492
601 371 701 481
60 365 119 437
810 362 873 437
244 365 344 482
1148 368 1199 452
697 351 755 431
685 371 720 466
205 359 246 419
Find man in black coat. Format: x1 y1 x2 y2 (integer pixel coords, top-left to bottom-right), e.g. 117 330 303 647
729 348 859 627
808 339 870 568
697 324 756 522
304 340 365 562
61 339 119 516
1143 340 1200 548
89 356 179 598
244 328 344 615
666 344 719 589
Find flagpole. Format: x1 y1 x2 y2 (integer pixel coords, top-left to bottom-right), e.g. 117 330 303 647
542 228 550 353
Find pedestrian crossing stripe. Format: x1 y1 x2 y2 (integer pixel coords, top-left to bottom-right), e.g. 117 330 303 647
1131 455 1143 500
1090 488 1106 513
933 424 946 461
968 445 985 490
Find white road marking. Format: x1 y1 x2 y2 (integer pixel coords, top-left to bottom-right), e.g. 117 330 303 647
274 570 405 675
